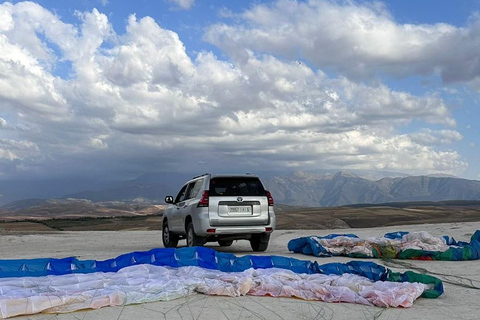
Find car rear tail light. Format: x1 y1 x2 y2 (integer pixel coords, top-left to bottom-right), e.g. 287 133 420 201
265 227 273 232
198 190 209 207
206 228 216 234
266 190 274 206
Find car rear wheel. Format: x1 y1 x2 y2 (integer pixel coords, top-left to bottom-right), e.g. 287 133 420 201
162 221 179 248
250 233 270 252
186 222 205 247
218 240 233 247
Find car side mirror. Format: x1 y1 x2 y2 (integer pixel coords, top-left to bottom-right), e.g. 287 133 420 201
165 196 174 204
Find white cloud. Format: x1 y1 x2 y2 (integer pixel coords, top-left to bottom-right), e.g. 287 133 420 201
166 0 195 11
0 2 115 122
409 129 463 146
90 137 108 149
0 139 39 160
0 2 78 65
0 1 469 179
204 0 480 85
102 14 194 88
0 117 6 127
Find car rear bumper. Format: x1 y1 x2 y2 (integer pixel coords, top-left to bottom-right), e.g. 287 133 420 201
193 211 276 237
208 226 274 235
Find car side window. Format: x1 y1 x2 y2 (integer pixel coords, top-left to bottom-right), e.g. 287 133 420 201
174 184 188 203
187 179 204 200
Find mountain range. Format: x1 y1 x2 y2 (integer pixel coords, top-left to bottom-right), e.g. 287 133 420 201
264 171 480 207
2 171 480 208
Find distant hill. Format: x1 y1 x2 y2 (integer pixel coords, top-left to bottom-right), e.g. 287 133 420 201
0 179 104 206
62 173 191 202
263 171 480 207
0 198 165 221
2 171 480 209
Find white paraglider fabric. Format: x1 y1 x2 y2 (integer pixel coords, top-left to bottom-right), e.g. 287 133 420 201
313 231 452 257
0 264 426 318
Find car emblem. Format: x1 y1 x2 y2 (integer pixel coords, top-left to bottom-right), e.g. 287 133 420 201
237 197 243 202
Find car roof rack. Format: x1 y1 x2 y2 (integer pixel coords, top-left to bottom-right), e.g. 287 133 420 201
192 173 210 179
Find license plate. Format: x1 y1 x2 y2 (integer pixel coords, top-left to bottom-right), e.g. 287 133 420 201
228 206 252 213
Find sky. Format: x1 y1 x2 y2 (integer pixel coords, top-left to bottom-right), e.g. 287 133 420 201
0 0 480 181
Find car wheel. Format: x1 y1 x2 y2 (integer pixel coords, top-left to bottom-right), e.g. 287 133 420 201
186 222 205 247
250 233 270 252
162 221 178 248
218 240 233 247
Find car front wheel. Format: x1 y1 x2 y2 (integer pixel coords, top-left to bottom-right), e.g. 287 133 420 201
186 222 205 247
162 221 179 248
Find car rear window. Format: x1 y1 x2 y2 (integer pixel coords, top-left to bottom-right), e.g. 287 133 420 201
209 177 266 196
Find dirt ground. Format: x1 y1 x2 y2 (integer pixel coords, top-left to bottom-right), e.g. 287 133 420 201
275 205 480 229
0 222 479 320
2 205 480 232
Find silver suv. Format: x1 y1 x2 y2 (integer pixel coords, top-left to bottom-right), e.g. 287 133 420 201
163 173 276 251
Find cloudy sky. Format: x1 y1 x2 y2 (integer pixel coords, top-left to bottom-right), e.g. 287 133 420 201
0 0 479 181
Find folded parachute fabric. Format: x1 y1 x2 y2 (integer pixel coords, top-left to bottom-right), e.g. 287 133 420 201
0 247 443 318
288 230 480 261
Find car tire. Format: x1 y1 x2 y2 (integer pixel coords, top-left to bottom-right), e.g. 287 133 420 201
218 240 233 247
250 233 270 252
186 222 205 247
162 220 179 248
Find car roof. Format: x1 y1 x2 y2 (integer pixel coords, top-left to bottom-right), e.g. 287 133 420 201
210 173 259 178
191 173 259 180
